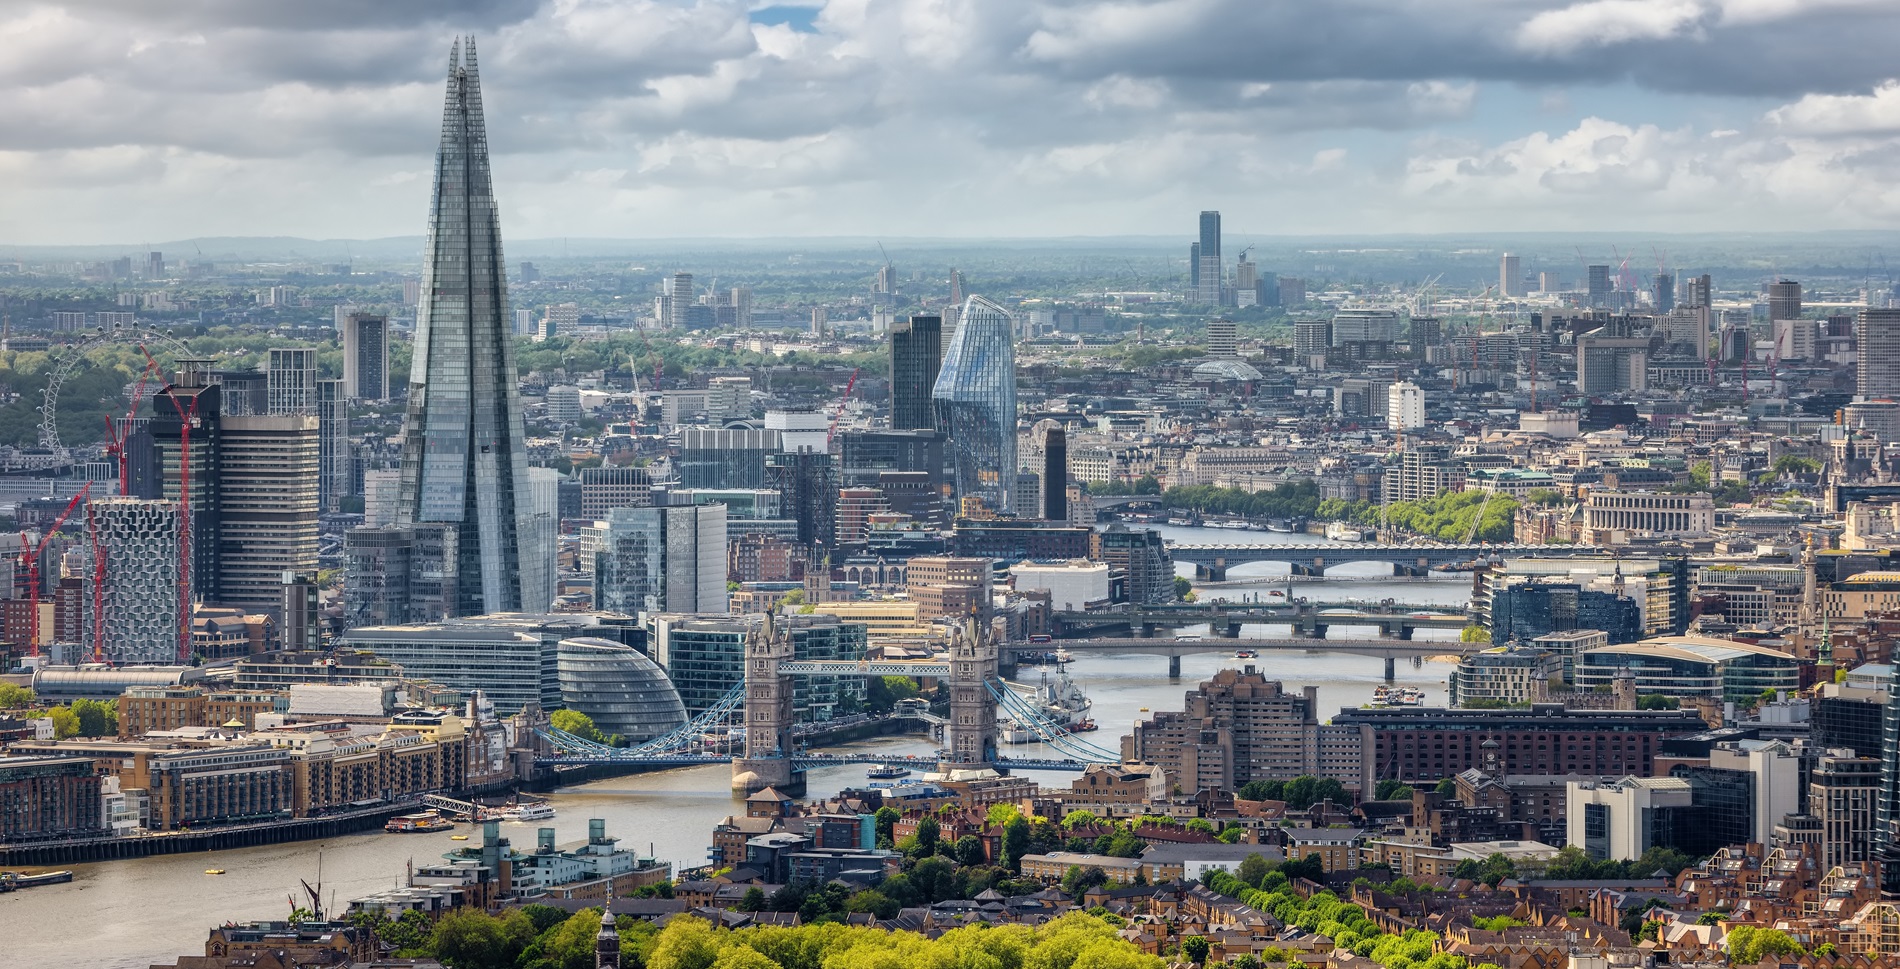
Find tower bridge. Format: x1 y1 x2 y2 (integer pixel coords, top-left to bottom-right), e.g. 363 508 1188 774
535 616 1109 797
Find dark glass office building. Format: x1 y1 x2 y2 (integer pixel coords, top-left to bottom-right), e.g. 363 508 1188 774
889 315 941 431
1490 582 1643 646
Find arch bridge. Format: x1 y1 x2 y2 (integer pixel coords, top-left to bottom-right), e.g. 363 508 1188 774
1167 542 1604 580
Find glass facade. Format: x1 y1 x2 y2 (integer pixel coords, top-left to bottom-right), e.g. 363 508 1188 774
1490 582 1643 646
649 616 867 719
395 38 543 616
889 315 941 431
932 295 1018 513
555 637 686 744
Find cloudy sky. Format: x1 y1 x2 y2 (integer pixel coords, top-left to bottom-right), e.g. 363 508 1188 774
3 0 1900 245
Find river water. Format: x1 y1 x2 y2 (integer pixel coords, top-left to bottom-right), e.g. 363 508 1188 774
7 525 1475 969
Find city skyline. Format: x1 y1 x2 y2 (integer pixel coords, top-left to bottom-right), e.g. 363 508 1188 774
4 2 1900 244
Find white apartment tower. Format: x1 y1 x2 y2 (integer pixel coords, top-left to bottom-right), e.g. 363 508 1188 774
1387 381 1426 431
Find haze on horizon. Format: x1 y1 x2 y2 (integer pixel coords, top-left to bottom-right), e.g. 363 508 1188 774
4 0 1900 246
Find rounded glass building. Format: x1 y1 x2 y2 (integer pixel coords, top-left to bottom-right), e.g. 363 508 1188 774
555 637 687 744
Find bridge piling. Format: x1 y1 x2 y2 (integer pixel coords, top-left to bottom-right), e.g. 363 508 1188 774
1383 656 1396 682
1168 654 1181 679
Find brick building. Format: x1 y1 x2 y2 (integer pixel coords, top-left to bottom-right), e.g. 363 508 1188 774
0 756 104 841
1330 703 1708 783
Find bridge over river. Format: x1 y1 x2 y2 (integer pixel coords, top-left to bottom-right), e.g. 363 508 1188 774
1166 541 1603 579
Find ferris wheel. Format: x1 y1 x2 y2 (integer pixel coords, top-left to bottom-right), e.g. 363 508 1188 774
36 326 194 460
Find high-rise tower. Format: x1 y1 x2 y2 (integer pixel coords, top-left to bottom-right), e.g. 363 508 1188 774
1196 212 1222 304
395 38 544 617
932 295 1017 514
889 314 942 430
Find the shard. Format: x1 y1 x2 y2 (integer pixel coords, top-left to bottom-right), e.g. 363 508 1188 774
396 37 545 615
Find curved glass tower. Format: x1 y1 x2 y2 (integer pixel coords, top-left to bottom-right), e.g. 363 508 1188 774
932 295 1018 513
396 38 543 616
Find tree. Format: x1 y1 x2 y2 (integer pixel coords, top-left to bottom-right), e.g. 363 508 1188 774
955 834 986 866
47 706 78 740
873 806 899 847
1434 778 1457 798
1374 780 1414 802
865 676 919 713
1637 694 1679 710
1182 936 1211 964
988 802 1022 826
1238 780 1284 802
0 683 34 709
1003 816 1031 872
538 907 620 969
1217 827 1244 844
1062 809 1098 828
1183 818 1214 834
915 816 940 855
1174 576 1194 600
1061 864 1109 901
1461 625 1492 644
1280 775 1346 810
71 698 116 737
1236 853 1273 887
738 887 765 912
430 908 535 969
847 889 899 919
646 917 723 969
550 709 611 746
1727 925 1804 964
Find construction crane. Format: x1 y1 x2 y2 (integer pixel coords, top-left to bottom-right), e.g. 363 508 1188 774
826 368 861 447
102 349 160 494
16 483 90 656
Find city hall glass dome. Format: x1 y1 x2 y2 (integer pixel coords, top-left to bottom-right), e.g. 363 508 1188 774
556 637 687 744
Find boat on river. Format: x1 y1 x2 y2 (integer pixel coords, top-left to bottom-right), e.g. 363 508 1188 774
0 870 74 890
1001 668 1095 744
385 812 455 834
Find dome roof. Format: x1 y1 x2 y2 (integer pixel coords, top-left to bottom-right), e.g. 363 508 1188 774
556 638 688 744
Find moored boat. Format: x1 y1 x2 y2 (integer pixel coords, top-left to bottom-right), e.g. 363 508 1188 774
386 812 456 834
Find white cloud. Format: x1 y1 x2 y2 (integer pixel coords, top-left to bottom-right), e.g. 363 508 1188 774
0 0 1899 241
1516 0 1709 55
1766 80 1900 137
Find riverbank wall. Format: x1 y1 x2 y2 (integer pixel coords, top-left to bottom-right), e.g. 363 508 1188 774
0 800 421 868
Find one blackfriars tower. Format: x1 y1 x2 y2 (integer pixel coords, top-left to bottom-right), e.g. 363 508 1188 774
396 38 546 616
933 295 1017 514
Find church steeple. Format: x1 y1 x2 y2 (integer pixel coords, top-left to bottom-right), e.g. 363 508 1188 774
595 905 619 969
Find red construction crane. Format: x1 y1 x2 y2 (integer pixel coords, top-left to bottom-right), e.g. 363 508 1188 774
826 367 861 446
16 483 90 656
102 350 160 494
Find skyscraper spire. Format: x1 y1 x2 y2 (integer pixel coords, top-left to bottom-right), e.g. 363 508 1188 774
396 36 548 616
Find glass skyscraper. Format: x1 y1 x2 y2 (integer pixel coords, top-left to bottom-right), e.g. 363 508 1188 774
396 38 546 616
932 295 1018 514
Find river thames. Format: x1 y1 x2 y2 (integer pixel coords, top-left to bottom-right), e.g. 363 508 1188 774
7 525 1475 969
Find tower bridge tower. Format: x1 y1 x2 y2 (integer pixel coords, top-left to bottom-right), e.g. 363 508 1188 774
731 615 801 797
942 618 998 772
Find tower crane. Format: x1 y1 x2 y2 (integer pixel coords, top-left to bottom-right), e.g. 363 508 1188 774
102 349 160 494
827 368 861 446
16 483 90 656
